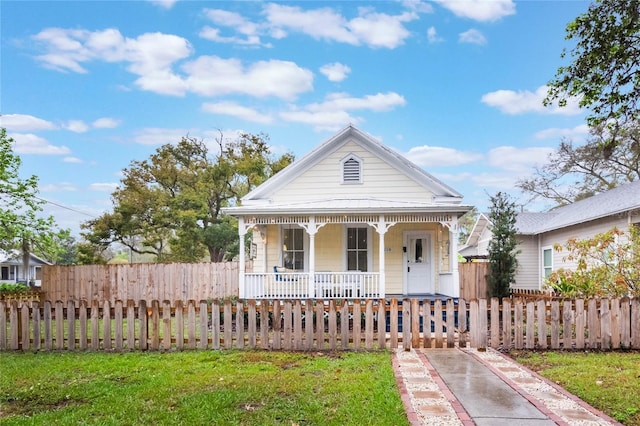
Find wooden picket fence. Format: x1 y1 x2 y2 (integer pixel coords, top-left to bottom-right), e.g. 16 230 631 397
2 297 639 352
0 298 464 352
472 297 640 350
41 262 246 304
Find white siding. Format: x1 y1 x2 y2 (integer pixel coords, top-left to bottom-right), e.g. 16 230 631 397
269 140 433 204
514 235 540 290
542 215 630 272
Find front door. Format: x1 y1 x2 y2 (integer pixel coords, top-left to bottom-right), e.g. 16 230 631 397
405 231 433 295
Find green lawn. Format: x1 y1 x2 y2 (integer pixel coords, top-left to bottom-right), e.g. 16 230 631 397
0 350 408 426
511 350 640 425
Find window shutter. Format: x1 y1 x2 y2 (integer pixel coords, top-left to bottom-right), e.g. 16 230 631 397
343 157 360 183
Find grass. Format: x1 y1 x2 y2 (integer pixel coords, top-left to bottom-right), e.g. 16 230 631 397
510 350 640 425
0 350 408 426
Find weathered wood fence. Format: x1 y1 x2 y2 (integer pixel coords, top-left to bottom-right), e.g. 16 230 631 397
0 298 463 352
2 297 639 352
41 262 247 303
458 262 488 300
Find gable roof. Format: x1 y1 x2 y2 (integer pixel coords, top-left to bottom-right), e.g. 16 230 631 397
240 125 463 205
516 180 640 235
463 212 490 247
0 250 51 266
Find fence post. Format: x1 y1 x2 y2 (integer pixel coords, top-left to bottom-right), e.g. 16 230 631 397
390 298 398 349
469 300 478 349
402 298 411 350
0 300 6 350
67 300 76 351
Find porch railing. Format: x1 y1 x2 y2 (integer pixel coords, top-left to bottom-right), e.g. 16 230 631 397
244 272 381 299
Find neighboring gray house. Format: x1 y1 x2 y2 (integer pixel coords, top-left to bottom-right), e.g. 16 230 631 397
458 212 491 261
461 181 640 290
0 250 51 287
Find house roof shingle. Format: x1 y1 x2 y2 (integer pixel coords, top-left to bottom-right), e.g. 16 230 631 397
516 180 640 234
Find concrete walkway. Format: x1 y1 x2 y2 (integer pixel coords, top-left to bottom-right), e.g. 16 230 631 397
393 347 621 426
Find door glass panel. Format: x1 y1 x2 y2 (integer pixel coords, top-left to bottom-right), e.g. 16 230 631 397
410 238 426 263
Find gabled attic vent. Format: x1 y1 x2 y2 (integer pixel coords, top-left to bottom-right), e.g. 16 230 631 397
342 157 361 183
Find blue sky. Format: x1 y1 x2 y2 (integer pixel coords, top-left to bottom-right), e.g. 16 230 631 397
1 0 590 237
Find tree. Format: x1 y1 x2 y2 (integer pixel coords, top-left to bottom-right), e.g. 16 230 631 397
486 192 519 298
517 122 640 205
0 128 67 280
81 132 293 262
545 0 640 136
457 207 479 244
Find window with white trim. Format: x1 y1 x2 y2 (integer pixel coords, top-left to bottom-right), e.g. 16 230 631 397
342 155 361 183
347 227 368 271
542 247 553 279
282 227 305 270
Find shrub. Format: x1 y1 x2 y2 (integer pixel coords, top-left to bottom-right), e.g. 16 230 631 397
545 226 640 298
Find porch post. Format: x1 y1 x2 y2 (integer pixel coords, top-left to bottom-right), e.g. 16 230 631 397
308 216 316 298
238 217 246 299
377 215 387 298
450 216 460 298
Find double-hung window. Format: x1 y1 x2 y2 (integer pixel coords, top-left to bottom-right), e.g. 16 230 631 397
282 227 305 270
347 227 368 272
542 247 553 279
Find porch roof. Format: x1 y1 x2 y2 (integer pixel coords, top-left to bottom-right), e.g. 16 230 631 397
224 197 473 217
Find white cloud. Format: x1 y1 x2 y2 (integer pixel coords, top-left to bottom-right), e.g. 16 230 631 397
90 182 119 192
64 120 90 133
487 146 554 173
470 172 518 190
40 182 78 192
402 1 434 14
9 133 71 155
183 56 313 100
147 0 178 10
427 26 444 43
200 9 264 45
33 28 192 95
202 101 273 124
280 91 406 131
481 85 583 115
133 128 190 145
63 157 84 163
436 0 516 22
320 63 351 82
92 117 121 129
263 4 417 49
534 124 590 140
405 146 483 167
459 28 486 45
432 171 473 183
0 114 56 131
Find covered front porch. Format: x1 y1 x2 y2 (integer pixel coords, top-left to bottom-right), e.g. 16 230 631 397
235 212 462 299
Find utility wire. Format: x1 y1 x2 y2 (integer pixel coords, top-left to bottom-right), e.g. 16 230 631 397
34 196 98 218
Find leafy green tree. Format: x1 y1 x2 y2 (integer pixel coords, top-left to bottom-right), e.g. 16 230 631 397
517 122 640 205
486 192 519 298
81 132 293 262
0 128 67 280
545 0 640 145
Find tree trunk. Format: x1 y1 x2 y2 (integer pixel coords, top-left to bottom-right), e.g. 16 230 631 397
21 238 32 287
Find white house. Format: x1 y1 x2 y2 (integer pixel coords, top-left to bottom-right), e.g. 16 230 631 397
461 181 640 290
0 250 51 287
223 125 473 299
